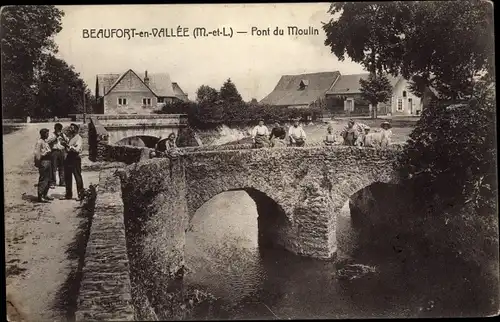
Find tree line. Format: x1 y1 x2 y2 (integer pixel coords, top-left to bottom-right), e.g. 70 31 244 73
1 6 93 119
156 78 323 130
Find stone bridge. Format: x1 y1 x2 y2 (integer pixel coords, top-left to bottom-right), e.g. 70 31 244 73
87 114 188 148
113 145 402 316
78 131 404 319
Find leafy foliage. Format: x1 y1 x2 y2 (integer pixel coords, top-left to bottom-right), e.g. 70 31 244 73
395 80 496 213
196 85 219 105
1 5 64 118
359 73 393 118
1 6 91 118
219 78 244 107
323 1 494 100
36 55 94 117
156 100 322 130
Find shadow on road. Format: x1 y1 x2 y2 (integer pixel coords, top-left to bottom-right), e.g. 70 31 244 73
21 194 39 203
51 187 96 321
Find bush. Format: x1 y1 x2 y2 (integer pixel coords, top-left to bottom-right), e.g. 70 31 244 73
395 81 497 213
394 80 498 268
155 100 323 130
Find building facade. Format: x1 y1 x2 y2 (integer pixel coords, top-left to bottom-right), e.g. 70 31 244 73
260 71 424 116
95 69 189 114
326 74 423 116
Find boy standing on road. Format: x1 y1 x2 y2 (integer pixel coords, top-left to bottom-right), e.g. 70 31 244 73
47 123 67 188
62 123 84 201
34 128 54 203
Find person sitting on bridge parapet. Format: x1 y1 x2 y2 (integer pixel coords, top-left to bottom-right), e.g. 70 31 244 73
288 119 307 147
251 120 271 148
324 125 336 146
269 122 286 147
155 133 177 153
166 133 178 150
340 119 367 146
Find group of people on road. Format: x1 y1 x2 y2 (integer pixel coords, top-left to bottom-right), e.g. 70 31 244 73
34 123 85 203
251 119 307 148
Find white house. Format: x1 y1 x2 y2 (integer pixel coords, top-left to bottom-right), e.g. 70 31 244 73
387 77 423 116
325 73 423 116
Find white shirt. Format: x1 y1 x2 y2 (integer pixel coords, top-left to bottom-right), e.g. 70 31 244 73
34 138 51 160
251 125 269 138
67 134 83 154
288 125 306 140
48 132 68 150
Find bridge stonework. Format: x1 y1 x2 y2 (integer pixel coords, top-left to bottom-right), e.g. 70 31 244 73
114 146 401 316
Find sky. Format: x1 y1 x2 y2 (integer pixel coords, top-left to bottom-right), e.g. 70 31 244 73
54 3 366 101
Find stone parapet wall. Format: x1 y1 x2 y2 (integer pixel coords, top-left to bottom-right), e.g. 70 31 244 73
96 143 154 164
75 170 135 321
72 113 188 121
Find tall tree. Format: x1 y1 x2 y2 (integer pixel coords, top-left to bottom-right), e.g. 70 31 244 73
323 1 494 100
1 5 64 118
196 85 219 105
35 55 93 117
219 78 243 107
359 73 393 119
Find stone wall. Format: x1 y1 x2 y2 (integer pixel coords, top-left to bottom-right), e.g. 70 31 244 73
119 159 188 320
75 170 135 321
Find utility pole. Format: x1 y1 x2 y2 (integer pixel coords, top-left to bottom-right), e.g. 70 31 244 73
83 90 86 124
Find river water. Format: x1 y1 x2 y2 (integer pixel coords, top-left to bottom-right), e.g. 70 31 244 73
183 191 495 319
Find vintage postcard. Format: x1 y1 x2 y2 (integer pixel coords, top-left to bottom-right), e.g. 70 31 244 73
2 2 498 321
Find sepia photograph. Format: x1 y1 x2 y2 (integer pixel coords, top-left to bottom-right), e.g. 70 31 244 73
2 2 498 321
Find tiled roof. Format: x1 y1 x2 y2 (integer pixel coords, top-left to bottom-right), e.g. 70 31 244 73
259 71 341 106
326 73 401 95
96 70 183 98
96 74 120 97
136 72 176 97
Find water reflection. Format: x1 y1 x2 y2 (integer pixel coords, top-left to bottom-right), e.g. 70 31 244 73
183 190 493 319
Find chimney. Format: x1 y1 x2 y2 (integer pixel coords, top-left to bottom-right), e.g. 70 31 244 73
144 70 149 86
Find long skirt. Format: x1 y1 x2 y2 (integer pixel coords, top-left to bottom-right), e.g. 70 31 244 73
271 138 287 147
254 134 271 148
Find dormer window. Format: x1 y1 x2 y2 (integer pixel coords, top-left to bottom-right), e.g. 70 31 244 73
403 90 407 97
299 79 309 90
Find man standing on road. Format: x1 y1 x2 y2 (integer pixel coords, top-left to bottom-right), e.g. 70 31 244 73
34 128 54 203
288 119 307 147
62 123 84 201
47 123 67 188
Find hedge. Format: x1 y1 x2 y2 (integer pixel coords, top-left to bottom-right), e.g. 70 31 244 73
155 101 324 130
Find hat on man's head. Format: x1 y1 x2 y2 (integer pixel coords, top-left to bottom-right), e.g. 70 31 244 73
381 121 392 129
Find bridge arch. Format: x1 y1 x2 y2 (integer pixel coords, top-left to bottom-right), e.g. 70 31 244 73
115 135 160 148
188 187 293 251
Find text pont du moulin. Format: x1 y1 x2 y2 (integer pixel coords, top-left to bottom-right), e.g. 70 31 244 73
251 26 320 36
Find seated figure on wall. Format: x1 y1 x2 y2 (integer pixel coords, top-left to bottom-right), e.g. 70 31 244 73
269 122 287 147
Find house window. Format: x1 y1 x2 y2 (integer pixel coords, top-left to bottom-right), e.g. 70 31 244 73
142 98 152 106
118 98 127 106
403 90 407 98
408 98 413 114
397 98 403 111
157 97 164 103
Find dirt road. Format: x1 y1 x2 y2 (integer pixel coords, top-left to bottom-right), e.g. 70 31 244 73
4 123 101 322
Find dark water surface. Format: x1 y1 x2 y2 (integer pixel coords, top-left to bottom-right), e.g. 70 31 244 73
182 191 495 320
